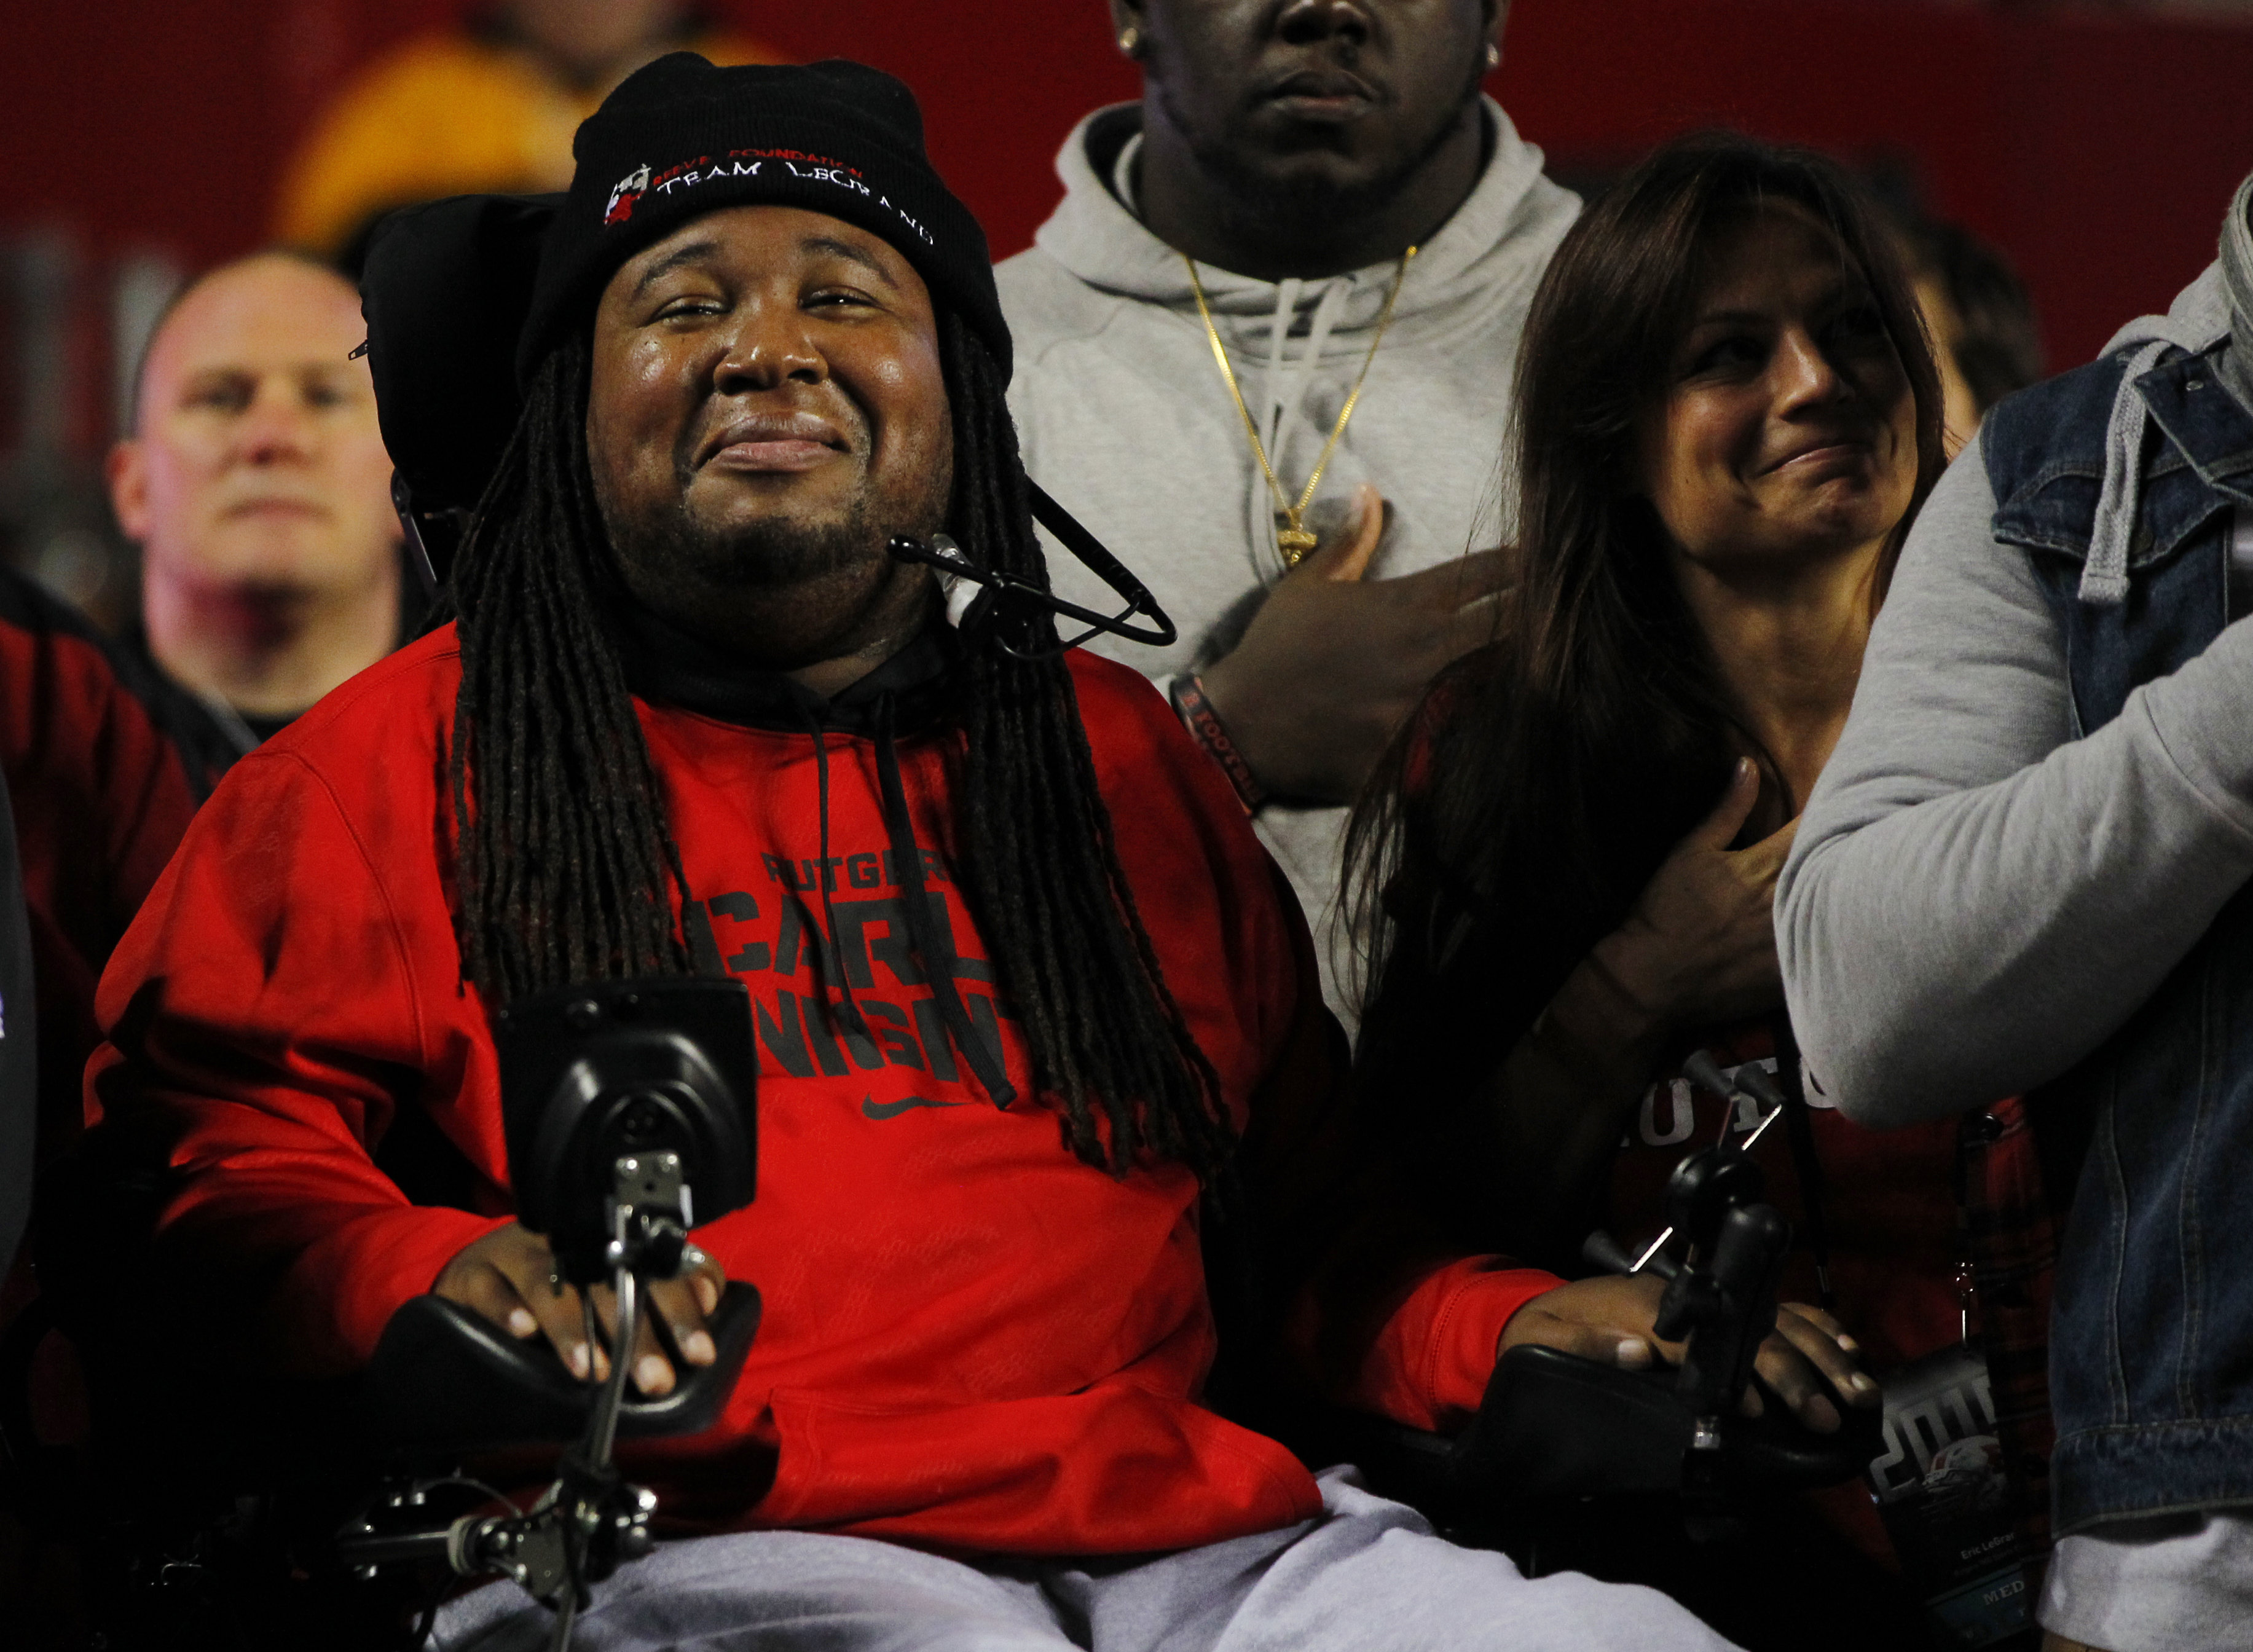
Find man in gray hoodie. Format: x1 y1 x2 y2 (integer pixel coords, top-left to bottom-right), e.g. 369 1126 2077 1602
997 1 1578 1023
1777 175 2253 1650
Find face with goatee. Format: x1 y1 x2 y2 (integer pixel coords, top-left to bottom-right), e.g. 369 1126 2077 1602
585 205 950 676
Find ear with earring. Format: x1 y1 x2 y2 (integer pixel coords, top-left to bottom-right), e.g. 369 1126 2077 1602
1119 24 1142 57
1485 42 1501 68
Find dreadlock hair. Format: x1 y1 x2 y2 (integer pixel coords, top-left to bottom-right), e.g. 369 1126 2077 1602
449 329 693 997
448 310 1233 1183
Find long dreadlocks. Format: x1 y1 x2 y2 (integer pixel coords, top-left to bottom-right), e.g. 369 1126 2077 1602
449 312 1233 1183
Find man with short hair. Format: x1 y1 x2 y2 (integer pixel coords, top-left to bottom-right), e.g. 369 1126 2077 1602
107 251 406 794
1001 0 1576 1020
90 57 1855 1648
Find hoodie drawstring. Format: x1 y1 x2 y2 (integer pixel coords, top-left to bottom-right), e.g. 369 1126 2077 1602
2080 337 2174 607
1268 278 1353 466
1241 277 1355 571
2080 230 2243 608
788 690 1013 1106
1257 277 1305 465
1246 278 1300 562
800 706 871 1048
872 695 1016 1108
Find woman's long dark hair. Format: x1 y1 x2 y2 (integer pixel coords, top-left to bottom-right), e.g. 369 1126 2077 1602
1346 133 1946 1098
447 312 1232 1182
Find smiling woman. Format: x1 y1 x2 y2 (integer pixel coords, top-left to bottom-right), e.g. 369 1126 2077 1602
1346 134 1979 1643
1349 135 1943 1256
1643 205 1920 589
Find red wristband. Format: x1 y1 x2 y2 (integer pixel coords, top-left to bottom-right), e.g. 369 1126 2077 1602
1171 673 1267 813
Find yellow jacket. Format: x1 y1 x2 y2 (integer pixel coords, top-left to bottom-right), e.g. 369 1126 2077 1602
274 29 781 259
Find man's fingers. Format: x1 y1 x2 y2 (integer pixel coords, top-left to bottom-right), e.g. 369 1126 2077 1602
647 1275 719 1369
590 1281 686 1396
1774 1306 1881 1409
1749 1335 1841 1433
631 1262 731 1392
479 1264 597 1383
436 1227 602 1382
1389 546 1515 608
1751 1308 1882 1432
532 1278 602 1382
689 1250 725 1318
447 1262 542 1343
628 1299 677 1397
1329 484 1386 582
489 1241 605 1383
1438 591 1507 663
1502 1309 1660 1371
1780 1301 1852 1343
1296 484 1386 583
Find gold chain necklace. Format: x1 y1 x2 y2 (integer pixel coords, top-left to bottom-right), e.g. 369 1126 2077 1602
1184 245 1417 568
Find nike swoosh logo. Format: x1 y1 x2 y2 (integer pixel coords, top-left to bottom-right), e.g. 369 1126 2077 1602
861 1094 968 1121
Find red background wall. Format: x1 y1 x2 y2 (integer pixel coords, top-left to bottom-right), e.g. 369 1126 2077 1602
2 0 2250 430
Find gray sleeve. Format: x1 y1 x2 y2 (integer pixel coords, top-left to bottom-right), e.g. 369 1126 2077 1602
1776 436 2253 1126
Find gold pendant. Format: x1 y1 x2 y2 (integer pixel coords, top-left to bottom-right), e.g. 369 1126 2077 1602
1276 522 1318 567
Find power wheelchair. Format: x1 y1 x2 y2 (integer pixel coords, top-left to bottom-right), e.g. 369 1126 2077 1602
8 986 1918 1652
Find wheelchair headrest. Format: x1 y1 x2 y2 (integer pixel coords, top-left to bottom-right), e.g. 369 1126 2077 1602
359 193 558 519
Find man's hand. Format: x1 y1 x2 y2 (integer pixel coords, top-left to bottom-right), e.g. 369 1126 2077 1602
1197 483 1511 803
434 1222 725 1397
1498 1274 1879 1433
1594 758 1799 1038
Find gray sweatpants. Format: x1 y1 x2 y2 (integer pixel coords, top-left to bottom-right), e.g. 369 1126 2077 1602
433 1466 1737 1651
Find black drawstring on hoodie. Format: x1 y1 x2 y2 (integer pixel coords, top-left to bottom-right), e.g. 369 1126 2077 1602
873 694 1016 1109
793 691 1015 1109
798 705 871 1048
619 610 1015 1108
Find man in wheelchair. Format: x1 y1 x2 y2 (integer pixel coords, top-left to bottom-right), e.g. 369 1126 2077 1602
82 56 1871 1651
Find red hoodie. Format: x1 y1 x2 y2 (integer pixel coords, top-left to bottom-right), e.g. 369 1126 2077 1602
0 568 195 1161
87 624 1560 1556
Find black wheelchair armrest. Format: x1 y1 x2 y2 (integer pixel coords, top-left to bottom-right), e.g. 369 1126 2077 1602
361 1281 761 1456
1351 1343 1882 1516
1461 1343 1881 1497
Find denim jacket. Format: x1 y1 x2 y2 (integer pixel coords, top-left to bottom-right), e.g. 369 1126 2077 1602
1984 338 2253 1533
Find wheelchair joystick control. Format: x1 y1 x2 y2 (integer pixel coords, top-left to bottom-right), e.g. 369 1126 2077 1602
1580 1227 1681 1283
333 977 762 1650
1376 1047 1881 1548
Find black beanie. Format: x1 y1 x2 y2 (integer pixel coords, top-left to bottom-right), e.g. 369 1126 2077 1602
361 57 1015 519
519 54 1008 382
